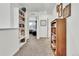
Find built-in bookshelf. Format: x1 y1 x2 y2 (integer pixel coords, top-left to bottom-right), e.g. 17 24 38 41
51 20 56 55
19 7 26 43
51 18 66 56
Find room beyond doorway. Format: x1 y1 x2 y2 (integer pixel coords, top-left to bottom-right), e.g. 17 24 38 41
28 16 37 39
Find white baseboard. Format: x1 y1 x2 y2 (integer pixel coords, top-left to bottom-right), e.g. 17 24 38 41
11 39 28 56
11 47 20 56
40 37 49 39
19 42 26 49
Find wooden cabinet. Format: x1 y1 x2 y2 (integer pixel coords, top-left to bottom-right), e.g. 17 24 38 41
51 18 66 56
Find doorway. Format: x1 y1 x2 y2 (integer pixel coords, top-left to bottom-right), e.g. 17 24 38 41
28 17 37 39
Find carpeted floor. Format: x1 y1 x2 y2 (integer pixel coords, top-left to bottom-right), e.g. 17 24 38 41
14 34 53 56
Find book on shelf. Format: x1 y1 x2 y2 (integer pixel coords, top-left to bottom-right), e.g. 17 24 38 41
51 43 56 49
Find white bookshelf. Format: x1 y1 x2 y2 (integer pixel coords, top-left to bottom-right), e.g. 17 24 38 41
19 7 26 45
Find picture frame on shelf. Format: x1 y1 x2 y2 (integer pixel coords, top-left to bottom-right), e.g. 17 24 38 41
63 3 71 18
21 30 25 36
56 3 63 17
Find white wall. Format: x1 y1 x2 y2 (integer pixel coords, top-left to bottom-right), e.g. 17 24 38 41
39 14 48 38
0 3 19 28
37 16 40 39
37 12 51 39
25 11 29 39
67 3 79 56
0 3 20 56
0 3 10 28
0 29 19 56
13 8 19 28
48 4 57 39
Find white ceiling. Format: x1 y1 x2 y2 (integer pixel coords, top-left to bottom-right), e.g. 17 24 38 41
11 3 56 15
21 3 55 12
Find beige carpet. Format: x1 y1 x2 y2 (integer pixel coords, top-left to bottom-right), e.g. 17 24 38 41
14 35 53 56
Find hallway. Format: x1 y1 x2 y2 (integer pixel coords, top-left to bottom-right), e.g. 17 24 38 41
15 35 53 56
